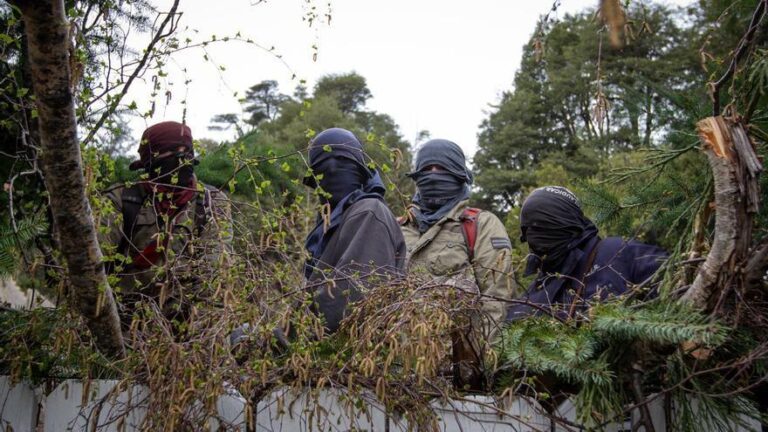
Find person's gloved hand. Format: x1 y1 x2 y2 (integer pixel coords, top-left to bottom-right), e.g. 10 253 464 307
229 323 292 364
229 323 252 347
272 327 290 352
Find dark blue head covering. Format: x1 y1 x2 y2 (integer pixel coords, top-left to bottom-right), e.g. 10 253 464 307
407 139 473 183
303 128 385 277
304 128 371 187
520 186 599 276
408 139 472 233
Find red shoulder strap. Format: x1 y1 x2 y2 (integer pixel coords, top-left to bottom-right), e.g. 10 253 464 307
460 207 481 261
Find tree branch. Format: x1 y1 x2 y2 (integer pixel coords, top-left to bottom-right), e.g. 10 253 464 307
711 0 767 115
80 0 181 146
745 237 768 295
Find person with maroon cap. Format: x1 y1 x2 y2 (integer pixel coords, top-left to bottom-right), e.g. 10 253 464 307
100 121 232 325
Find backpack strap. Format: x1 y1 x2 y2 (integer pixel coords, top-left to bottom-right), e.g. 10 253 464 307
460 207 482 262
104 184 146 274
118 184 146 255
566 239 602 319
194 185 212 236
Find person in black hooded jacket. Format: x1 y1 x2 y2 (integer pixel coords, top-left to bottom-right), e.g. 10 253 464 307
506 186 668 321
302 128 407 333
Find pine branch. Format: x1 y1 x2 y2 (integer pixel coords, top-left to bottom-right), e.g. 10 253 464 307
0 214 48 276
592 303 727 346
498 318 613 386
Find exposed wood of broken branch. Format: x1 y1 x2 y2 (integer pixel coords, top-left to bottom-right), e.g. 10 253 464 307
681 116 763 312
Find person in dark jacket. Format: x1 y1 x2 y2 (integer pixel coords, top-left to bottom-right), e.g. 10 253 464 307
302 127 407 333
506 186 668 321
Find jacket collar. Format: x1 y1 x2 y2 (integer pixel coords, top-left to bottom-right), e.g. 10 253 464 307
408 199 469 256
530 236 601 294
409 198 468 226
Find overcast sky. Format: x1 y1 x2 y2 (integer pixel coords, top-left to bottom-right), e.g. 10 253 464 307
129 0 691 161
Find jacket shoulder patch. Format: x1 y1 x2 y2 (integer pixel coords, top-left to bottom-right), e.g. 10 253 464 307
490 237 511 250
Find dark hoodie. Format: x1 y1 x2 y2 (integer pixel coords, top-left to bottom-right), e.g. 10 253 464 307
507 186 668 320
303 128 407 333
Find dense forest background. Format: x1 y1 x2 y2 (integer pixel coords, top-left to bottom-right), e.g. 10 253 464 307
1 0 767 429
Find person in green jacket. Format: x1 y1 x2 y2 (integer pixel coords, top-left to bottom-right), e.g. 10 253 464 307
400 138 517 389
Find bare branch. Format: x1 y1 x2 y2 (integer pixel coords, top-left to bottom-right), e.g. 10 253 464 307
711 0 768 115
80 0 181 146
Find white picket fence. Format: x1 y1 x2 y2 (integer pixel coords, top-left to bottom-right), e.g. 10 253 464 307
0 376 762 431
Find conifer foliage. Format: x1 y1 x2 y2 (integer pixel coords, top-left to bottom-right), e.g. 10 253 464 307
0 214 46 276
498 303 726 387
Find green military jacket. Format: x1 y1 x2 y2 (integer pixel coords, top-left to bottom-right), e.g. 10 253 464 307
99 180 233 309
400 200 517 339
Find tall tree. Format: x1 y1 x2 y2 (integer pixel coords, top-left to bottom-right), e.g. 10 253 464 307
8 0 124 357
314 72 372 114
243 79 289 126
474 1 695 211
208 112 245 138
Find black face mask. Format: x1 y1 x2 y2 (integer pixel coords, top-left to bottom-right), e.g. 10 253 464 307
414 172 466 210
148 153 195 186
313 157 366 207
524 225 582 270
520 186 598 273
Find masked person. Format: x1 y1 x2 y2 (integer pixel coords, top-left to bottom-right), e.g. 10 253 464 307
100 121 232 323
302 127 407 334
400 139 516 389
506 186 668 321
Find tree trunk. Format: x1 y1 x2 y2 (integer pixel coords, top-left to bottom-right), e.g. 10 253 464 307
681 116 763 312
642 87 653 147
10 0 125 358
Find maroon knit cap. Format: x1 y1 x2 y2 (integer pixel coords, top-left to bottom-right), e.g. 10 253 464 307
129 121 194 171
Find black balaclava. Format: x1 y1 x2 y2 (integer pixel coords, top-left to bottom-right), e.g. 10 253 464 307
314 156 367 207
520 186 598 273
407 139 473 233
148 152 195 186
304 128 372 208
